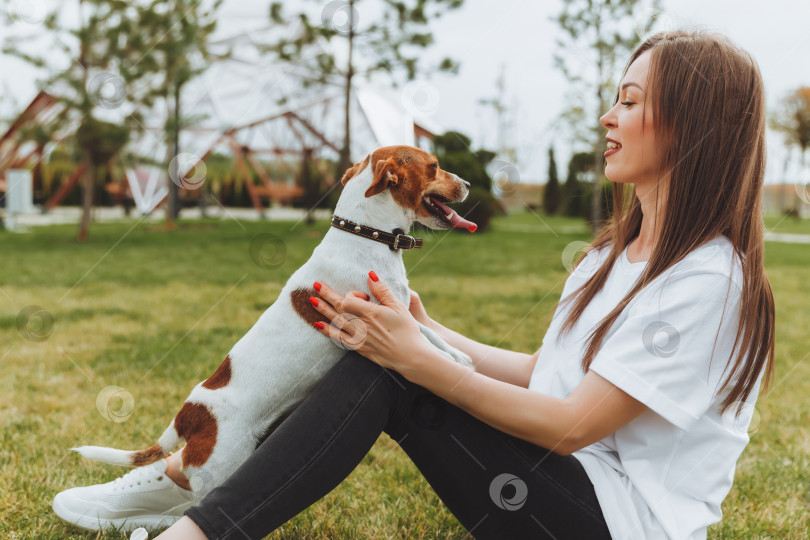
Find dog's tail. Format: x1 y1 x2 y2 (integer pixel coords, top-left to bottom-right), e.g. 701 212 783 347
71 421 180 467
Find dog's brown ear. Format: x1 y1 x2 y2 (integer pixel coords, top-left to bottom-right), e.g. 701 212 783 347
340 155 370 186
365 157 400 198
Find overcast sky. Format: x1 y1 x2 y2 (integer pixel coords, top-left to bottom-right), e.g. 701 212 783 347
1 0 809 183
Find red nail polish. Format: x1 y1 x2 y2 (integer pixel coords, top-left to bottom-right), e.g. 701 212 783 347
309 297 319 307
314 321 324 330
313 282 322 291
369 271 379 282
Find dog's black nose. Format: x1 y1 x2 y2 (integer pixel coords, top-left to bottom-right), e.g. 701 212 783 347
462 179 470 187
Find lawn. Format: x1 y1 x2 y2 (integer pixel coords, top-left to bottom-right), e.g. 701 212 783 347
1 210 808 539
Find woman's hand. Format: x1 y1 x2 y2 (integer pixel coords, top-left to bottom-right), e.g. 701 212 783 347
310 271 430 379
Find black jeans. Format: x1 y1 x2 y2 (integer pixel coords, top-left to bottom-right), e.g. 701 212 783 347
185 352 612 539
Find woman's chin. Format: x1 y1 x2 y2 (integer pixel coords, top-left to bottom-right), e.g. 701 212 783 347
603 168 632 184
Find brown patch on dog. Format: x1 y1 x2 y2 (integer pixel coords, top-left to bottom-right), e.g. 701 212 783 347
175 402 218 468
340 154 370 185
290 287 322 326
130 442 165 467
202 355 232 390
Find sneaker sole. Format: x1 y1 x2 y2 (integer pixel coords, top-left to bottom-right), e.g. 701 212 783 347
52 494 185 532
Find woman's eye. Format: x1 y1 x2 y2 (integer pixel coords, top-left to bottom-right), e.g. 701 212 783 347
621 101 634 108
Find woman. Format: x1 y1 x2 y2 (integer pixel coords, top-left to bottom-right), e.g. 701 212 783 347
60 29 775 539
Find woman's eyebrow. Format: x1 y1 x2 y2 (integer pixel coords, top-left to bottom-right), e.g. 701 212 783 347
620 81 644 92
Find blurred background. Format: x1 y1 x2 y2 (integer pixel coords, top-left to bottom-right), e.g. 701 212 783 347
2 1 809 538
1 0 808 236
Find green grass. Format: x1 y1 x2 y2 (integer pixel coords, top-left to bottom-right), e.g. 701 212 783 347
764 214 810 236
1 211 808 538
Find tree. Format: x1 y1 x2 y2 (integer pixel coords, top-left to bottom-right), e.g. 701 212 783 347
132 0 224 227
432 131 499 232
266 0 464 178
551 0 661 232
771 87 810 166
562 151 591 217
3 0 149 241
543 146 561 215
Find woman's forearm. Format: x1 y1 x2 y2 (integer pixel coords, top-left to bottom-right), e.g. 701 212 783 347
406 343 575 455
423 317 538 388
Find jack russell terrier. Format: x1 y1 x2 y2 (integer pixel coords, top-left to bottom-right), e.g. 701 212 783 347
70 145 478 499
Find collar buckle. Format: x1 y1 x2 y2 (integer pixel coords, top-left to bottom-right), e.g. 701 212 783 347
392 233 416 251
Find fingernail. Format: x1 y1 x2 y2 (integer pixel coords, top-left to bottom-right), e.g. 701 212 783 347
369 270 379 282
309 297 319 307
313 282 322 291
314 321 324 330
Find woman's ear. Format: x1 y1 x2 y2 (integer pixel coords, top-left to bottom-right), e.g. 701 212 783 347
340 155 370 186
365 156 400 198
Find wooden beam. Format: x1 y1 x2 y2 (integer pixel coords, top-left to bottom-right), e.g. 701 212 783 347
0 91 58 146
44 162 87 211
228 139 264 215
287 112 341 154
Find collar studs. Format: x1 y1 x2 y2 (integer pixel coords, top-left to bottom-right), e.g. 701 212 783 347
330 214 422 251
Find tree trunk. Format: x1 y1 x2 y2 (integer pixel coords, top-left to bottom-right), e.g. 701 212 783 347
302 148 314 225
591 16 604 235
339 0 355 178
77 154 94 242
166 82 180 228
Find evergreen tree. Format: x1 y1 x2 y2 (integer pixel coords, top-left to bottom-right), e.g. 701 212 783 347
543 146 561 215
562 151 591 217
431 131 499 232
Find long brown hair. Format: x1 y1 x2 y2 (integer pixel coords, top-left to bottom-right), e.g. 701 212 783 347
558 29 775 417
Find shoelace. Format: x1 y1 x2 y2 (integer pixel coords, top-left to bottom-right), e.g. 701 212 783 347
111 463 165 491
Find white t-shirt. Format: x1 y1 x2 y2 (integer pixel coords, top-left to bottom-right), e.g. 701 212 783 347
528 235 764 540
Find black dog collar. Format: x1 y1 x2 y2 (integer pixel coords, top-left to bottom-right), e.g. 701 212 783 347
330 215 423 251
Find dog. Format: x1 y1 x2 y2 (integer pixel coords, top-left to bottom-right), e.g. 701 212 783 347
71 145 478 498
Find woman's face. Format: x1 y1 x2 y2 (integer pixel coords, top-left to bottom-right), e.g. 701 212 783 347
599 50 666 188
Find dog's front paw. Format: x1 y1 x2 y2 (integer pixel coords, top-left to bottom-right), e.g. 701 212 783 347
447 348 473 368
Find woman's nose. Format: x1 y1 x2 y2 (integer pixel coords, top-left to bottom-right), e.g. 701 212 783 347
600 108 616 129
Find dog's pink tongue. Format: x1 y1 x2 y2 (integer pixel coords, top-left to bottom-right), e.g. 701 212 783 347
430 196 478 232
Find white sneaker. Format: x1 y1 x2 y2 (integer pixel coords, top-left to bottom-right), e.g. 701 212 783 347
52 460 194 532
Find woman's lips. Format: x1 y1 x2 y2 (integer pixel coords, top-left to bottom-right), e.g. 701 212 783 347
604 147 621 157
